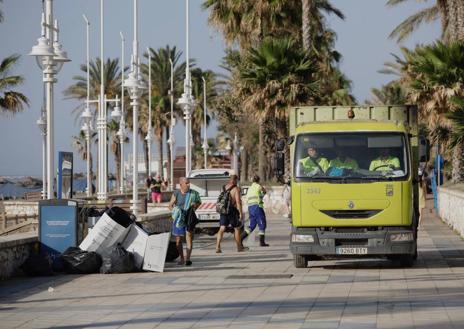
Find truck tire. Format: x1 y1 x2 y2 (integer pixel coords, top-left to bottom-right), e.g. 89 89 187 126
399 255 414 267
293 254 307 268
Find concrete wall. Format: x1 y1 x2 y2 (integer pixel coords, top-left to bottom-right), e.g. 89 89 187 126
0 232 37 280
438 186 464 237
3 201 38 216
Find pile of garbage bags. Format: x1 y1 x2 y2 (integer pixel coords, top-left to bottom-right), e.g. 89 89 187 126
21 206 173 276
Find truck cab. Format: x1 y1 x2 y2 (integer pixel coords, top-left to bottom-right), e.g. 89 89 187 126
277 106 421 268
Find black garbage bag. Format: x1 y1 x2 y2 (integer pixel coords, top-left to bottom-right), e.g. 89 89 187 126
21 253 53 276
105 206 133 228
100 244 135 274
165 241 180 262
61 247 102 274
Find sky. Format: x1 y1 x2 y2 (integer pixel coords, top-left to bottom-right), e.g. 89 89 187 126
0 0 440 177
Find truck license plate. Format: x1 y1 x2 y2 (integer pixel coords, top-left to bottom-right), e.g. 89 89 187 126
336 247 368 255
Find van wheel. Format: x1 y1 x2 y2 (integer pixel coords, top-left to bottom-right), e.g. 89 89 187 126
293 254 307 268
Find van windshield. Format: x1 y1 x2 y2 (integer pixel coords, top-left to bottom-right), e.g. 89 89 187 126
294 132 409 181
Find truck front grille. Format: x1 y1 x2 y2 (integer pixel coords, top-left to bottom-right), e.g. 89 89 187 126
320 209 381 219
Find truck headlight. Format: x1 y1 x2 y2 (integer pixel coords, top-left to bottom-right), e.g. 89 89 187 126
390 233 413 242
292 234 314 243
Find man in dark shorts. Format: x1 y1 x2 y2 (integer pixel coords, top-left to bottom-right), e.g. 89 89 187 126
215 174 248 253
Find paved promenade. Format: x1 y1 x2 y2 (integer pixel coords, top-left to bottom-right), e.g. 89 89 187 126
1 200 464 328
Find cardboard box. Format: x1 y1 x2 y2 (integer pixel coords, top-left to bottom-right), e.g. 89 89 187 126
142 232 170 273
121 224 149 269
79 213 130 256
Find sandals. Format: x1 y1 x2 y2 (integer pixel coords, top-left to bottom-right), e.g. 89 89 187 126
237 246 249 252
215 248 222 253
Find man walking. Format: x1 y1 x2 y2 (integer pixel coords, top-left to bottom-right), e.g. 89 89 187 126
241 174 269 247
168 177 201 266
215 174 248 253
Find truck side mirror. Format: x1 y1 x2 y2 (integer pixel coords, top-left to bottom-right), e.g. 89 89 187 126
418 136 429 163
274 152 285 178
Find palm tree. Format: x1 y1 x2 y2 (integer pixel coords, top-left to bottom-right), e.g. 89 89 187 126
387 0 464 43
202 0 301 49
239 37 319 179
398 41 464 182
190 68 219 169
367 81 409 105
71 130 97 193
0 54 29 115
64 58 124 188
140 46 186 179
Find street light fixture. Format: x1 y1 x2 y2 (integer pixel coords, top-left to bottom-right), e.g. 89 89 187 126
177 0 195 177
30 0 70 199
201 77 209 169
167 58 175 190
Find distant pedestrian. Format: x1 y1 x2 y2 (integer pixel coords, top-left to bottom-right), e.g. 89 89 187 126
282 178 291 218
215 174 248 253
150 174 163 203
168 177 201 266
418 174 427 228
241 174 269 247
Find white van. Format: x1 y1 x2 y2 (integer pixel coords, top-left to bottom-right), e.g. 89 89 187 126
188 168 245 235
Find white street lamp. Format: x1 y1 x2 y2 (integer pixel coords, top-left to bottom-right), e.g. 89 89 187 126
177 0 195 177
145 47 153 176
118 31 126 194
125 0 146 217
36 108 47 200
30 0 70 199
201 77 209 169
81 14 93 197
168 58 175 190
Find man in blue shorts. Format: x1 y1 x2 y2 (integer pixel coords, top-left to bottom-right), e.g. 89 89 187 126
168 177 201 266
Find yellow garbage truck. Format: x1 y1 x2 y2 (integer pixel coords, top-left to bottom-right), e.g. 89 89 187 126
275 106 424 268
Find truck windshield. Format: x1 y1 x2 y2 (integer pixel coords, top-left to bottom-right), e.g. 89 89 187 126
294 132 409 181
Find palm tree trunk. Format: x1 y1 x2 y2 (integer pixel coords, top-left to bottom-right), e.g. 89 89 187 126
452 142 464 183
447 0 458 42
143 139 149 176
258 119 265 180
240 148 247 182
438 0 449 41
302 0 311 52
457 1 464 41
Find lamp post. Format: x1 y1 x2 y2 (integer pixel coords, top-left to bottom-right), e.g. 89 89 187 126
81 15 93 197
145 48 153 176
177 0 195 177
125 0 146 216
30 0 70 199
36 107 47 200
201 77 208 169
167 58 175 190
118 31 126 194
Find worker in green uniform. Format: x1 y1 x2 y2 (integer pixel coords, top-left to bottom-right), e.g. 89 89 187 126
329 149 359 170
369 148 400 172
298 143 329 176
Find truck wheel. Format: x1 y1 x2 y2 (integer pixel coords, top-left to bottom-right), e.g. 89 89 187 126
399 255 414 267
293 254 307 268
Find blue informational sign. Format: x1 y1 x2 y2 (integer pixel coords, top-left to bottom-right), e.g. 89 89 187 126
58 152 73 199
39 200 78 262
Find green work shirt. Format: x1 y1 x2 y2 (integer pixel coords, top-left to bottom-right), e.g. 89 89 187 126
299 156 329 174
369 156 401 171
246 182 265 208
329 157 359 170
